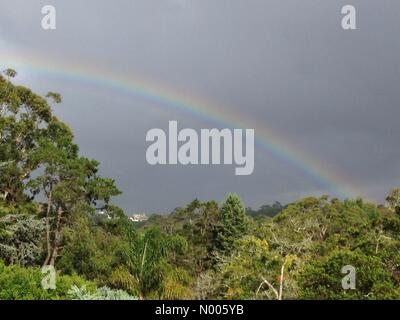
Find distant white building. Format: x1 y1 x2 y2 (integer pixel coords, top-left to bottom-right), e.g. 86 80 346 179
129 213 149 222
96 209 111 219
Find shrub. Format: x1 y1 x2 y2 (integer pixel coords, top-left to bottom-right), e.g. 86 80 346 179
0 260 95 300
68 285 137 300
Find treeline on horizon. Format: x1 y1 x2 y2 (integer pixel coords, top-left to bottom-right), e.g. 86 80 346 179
1 69 400 300
143 200 284 222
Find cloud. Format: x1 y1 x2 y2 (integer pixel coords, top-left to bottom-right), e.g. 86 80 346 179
170 0 188 7
1 0 399 212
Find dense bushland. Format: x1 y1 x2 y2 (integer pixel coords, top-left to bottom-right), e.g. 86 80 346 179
1 70 399 300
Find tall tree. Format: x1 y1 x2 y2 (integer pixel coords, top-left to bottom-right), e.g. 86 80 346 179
386 188 400 214
1 70 121 266
214 193 249 255
0 69 54 204
28 151 121 266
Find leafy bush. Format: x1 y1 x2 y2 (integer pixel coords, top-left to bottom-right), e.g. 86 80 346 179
0 214 45 266
0 260 96 300
298 249 400 299
68 285 137 300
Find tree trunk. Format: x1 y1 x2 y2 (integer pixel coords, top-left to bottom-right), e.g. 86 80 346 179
43 192 53 267
278 257 288 300
48 206 63 266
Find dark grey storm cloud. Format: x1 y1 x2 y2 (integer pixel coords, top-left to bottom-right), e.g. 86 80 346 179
1 0 399 213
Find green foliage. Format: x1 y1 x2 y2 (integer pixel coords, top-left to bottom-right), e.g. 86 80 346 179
45 92 62 104
68 285 137 300
122 227 192 299
386 188 400 214
1 72 400 300
298 249 400 299
0 73 56 204
214 236 274 299
203 196 400 300
215 193 250 255
0 260 95 300
3 68 17 78
246 202 284 220
204 235 299 300
0 214 45 266
57 212 125 282
172 200 221 274
1 72 121 267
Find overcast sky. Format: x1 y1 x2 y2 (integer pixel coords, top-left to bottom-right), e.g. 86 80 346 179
1 0 400 213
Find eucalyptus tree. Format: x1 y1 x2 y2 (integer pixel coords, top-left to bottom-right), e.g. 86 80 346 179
0 69 54 204
1 70 121 266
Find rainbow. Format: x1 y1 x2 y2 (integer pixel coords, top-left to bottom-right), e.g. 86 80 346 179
0 50 361 200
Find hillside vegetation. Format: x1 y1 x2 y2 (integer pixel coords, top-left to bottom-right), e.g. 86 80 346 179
1 70 399 300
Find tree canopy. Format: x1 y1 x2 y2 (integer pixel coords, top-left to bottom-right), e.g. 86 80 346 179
1 70 399 300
